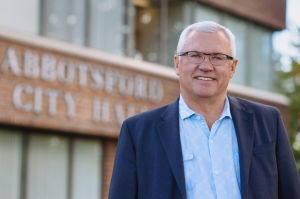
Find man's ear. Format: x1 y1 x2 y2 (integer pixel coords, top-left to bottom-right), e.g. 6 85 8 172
230 58 238 78
174 55 180 76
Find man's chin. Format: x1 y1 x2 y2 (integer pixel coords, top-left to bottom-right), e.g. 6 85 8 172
194 91 226 100
193 89 216 98
195 94 215 99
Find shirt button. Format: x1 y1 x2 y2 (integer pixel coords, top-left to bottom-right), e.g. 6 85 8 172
209 140 213 144
196 116 200 120
215 170 219 175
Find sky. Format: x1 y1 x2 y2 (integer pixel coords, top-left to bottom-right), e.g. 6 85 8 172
273 0 300 72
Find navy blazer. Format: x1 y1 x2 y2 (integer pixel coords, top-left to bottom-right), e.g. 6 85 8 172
109 96 300 199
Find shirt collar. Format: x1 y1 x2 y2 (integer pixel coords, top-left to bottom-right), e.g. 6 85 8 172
179 95 195 119
179 95 232 120
220 95 232 120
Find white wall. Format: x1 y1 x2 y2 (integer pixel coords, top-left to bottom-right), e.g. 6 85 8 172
0 0 40 34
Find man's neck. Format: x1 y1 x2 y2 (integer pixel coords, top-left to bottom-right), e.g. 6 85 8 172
181 94 226 130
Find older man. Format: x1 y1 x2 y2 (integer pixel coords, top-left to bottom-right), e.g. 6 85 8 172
108 21 300 199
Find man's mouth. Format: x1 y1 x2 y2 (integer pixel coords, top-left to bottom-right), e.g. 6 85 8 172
195 77 214 81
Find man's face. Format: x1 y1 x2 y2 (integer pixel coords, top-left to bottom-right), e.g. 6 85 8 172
174 30 237 102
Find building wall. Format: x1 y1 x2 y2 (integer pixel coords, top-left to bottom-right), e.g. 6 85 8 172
136 2 275 91
198 0 286 30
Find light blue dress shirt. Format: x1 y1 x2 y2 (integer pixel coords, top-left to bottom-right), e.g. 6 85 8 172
179 95 241 199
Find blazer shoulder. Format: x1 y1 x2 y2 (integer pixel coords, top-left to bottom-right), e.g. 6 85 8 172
232 96 280 115
124 103 169 124
120 104 172 143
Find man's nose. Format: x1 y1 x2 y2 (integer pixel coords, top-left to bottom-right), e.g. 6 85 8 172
198 56 213 71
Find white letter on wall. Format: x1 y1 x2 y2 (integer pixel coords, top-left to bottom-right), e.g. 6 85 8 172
1 47 21 76
115 103 125 125
127 104 135 118
148 78 164 103
41 54 56 82
119 72 134 98
93 98 110 123
93 97 101 122
24 50 39 78
102 99 110 123
77 62 88 88
13 83 33 112
63 92 80 119
34 87 43 114
90 66 104 91
57 59 75 85
135 75 147 100
105 69 119 94
44 89 61 116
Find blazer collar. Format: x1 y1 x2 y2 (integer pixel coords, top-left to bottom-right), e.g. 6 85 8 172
228 96 254 199
157 97 187 199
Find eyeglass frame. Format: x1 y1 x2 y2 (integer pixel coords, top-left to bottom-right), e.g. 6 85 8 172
178 51 234 66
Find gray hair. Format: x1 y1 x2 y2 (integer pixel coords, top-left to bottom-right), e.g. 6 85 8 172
177 21 236 57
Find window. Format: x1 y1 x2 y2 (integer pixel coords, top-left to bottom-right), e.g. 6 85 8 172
41 0 127 54
27 134 69 199
223 15 248 85
41 0 275 91
71 139 102 199
249 26 273 90
0 129 103 199
0 130 22 199
41 0 87 45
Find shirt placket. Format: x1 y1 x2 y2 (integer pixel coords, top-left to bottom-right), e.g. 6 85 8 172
209 119 223 198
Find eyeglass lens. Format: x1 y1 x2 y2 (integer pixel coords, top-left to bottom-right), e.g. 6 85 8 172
187 52 227 65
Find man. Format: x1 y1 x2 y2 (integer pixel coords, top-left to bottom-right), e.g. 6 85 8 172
108 21 300 199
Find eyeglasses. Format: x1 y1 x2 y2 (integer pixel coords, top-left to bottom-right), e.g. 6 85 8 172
178 51 234 66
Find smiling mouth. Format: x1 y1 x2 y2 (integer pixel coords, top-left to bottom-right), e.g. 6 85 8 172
195 77 214 81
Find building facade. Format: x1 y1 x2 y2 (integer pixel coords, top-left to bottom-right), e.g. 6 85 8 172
0 0 288 199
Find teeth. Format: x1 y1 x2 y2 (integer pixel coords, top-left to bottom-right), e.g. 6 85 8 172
196 77 213 81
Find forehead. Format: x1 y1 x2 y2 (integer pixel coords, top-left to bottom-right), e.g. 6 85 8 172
182 30 231 55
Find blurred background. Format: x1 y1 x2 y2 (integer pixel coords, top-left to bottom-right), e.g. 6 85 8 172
274 0 300 174
0 0 285 90
0 0 299 198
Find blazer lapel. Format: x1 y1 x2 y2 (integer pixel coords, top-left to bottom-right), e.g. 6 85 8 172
228 96 254 199
157 98 186 199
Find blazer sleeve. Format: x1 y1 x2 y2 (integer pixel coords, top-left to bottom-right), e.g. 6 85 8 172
108 121 137 199
275 109 300 199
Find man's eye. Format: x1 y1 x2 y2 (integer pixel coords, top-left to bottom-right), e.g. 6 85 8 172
212 56 224 60
190 53 203 58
